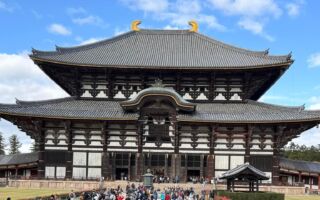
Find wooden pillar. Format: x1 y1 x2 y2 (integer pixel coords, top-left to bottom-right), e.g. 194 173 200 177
310 175 313 191
164 154 168 177
272 126 285 186
207 126 216 180
128 153 131 181
15 166 18 179
298 171 302 182
65 121 73 179
101 122 109 179
318 174 320 192
200 154 204 178
244 126 252 163
136 122 143 181
135 153 143 181
34 120 45 179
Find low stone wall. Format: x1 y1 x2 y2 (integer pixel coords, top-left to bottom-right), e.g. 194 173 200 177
8 180 305 195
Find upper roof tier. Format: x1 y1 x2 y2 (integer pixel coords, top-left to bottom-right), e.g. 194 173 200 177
30 29 293 69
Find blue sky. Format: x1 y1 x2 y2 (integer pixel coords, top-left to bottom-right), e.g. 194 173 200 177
0 0 320 152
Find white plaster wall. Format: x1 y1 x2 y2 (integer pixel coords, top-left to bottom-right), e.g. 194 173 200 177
73 152 87 166
88 152 102 166
88 168 101 178
73 167 86 179
215 155 229 170
230 156 244 169
45 166 55 178
56 167 66 178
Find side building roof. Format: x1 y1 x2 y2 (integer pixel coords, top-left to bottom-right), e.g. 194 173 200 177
0 97 319 123
30 29 292 70
0 152 38 166
279 157 320 174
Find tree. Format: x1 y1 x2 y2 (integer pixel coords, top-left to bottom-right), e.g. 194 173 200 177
0 132 5 155
29 140 38 152
8 134 22 155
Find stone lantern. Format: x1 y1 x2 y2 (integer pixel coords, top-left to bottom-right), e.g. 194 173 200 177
143 169 154 188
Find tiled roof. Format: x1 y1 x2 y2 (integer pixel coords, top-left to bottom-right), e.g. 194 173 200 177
279 157 320 174
0 152 38 166
0 97 320 123
220 162 269 180
30 29 292 69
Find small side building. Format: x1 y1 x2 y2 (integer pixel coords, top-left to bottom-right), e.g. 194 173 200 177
0 153 38 179
279 157 320 191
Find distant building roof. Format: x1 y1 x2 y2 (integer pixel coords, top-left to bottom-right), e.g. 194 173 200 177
0 152 38 166
220 162 269 180
0 97 319 123
279 157 320 174
30 29 292 70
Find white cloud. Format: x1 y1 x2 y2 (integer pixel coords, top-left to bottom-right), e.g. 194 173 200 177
0 52 68 103
207 0 283 41
0 1 13 12
67 7 87 15
163 25 179 30
207 0 282 18
307 52 320 68
308 96 320 110
286 0 304 17
47 23 72 36
68 7 107 28
238 18 274 41
72 15 106 27
292 127 320 147
0 52 68 153
114 27 130 36
79 37 105 45
120 0 169 13
121 0 225 31
286 3 300 17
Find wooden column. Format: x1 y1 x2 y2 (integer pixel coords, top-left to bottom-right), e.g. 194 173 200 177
244 126 252 163
207 126 216 180
173 120 181 179
136 122 143 181
200 155 204 178
65 121 73 179
318 174 320 192
310 175 313 191
164 154 168 177
128 153 131 181
34 120 45 179
298 171 302 183
272 126 285 185
101 122 110 179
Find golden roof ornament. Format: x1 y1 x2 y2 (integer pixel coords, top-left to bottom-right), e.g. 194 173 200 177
131 20 141 31
188 20 198 32
152 78 165 87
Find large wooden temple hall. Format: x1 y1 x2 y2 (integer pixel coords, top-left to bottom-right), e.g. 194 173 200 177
1 21 320 185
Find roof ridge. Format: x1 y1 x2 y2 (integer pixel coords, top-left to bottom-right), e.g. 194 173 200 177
248 100 304 111
194 32 292 62
16 96 75 106
280 157 320 164
31 31 137 56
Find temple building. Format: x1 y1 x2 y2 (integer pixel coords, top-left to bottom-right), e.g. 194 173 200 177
0 21 320 185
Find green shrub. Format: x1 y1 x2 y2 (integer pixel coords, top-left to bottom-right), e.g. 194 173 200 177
216 190 285 200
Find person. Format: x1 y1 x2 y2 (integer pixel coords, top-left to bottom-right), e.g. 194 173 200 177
69 190 76 200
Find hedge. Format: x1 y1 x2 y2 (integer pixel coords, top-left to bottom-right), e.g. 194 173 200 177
216 191 285 200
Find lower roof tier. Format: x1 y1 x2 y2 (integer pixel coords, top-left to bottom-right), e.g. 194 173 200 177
0 97 320 123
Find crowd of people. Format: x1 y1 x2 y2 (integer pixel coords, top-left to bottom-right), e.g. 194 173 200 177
60 183 215 200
